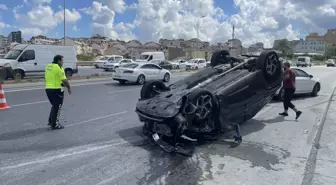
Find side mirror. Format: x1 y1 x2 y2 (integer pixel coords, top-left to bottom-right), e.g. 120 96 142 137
309 74 313 78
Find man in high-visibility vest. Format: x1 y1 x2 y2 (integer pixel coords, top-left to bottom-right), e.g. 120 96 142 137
45 55 72 129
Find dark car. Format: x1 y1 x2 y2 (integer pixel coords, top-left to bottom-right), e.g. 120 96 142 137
159 60 173 70
135 50 283 156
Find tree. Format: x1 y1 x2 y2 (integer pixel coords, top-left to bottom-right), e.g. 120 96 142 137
273 39 293 58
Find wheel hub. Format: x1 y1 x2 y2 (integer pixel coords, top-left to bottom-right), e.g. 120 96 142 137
195 94 213 120
265 54 278 75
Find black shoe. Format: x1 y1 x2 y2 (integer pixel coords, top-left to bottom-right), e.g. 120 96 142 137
51 124 65 130
279 112 289 116
233 135 242 143
296 111 302 120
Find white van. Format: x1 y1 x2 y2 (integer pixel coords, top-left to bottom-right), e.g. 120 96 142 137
137 52 165 62
296 56 312 67
0 44 78 79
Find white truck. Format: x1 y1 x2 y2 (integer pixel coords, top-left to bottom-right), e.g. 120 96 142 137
296 56 312 67
137 52 165 62
0 44 78 79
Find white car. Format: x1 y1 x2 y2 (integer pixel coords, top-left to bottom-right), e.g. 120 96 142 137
94 55 123 68
275 67 321 100
103 59 133 72
113 62 171 85
171 60 187 69
185 58 207 70
326 59 336 67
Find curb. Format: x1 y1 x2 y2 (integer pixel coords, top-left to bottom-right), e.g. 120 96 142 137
301 84 336 185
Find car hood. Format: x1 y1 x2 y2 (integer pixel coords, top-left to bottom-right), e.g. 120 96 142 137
0 59 15 66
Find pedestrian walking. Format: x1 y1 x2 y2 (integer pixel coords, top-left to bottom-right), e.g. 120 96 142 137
279 62 302 119
45 55 72 129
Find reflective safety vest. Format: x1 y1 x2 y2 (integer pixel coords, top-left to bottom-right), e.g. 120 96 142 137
45 63 67 89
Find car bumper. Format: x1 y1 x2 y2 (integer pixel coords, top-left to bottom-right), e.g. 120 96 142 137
112 73 138 82
327 63 335 66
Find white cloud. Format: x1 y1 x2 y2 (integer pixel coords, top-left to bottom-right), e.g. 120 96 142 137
103 0 127 13
54 9 81 23
81 1 135 41
20 27 45 37
26 5 57 28
0 4 8 10
72 25 80 32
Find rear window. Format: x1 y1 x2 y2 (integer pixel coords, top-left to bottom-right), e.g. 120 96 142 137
122 63 138 68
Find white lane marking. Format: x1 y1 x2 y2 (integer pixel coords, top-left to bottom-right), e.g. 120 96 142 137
4 74 190 93
0 140 129 171
67 111 128 127
10 100 49 107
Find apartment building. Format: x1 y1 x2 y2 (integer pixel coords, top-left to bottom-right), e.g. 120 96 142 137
8 31 22 44
294 40 325 54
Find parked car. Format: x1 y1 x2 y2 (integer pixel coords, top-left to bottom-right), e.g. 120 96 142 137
296 56 312 67
94 55 123 68
206 61 211 67
135 50 283 156
150 60 173 70
171 60 187 69
103 59 133 72
275 67 321 100
326 59 336 67
112 62 171 85
185 58 207 70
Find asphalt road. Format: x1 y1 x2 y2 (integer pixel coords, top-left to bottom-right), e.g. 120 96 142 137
0 66 335 185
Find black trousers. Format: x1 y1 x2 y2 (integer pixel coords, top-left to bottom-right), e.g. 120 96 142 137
46 89 64 127
283 88 295 110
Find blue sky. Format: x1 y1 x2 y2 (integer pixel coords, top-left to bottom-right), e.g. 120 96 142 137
0 0 333 47
0 0 239 39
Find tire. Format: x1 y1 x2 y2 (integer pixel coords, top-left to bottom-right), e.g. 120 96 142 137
13 69 24 79
210 50 230 67
136 74 146 85
311 83 320 97
163 73 170 82
176 65 180 69
140 80 167 99
65 69 73 77
195 66 198 70
257 51 282 84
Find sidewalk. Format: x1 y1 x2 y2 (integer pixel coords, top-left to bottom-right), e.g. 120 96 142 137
312 93 336 185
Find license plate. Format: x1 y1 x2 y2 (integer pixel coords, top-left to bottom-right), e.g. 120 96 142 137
152 133 159 141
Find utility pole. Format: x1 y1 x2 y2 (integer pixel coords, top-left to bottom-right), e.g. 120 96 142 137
63 0 66 46
230 24 235 56
196 16 205 58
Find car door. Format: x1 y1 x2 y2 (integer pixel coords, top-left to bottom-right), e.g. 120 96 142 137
140 64 154 80
179 60 186 68
17 50 37 74
198 59 206 68
148 64 161 79
292 68 314 93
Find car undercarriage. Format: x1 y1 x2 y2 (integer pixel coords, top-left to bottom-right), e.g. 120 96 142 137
135 50 283 156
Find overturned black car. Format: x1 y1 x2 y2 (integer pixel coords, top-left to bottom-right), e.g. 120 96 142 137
135 50 283 156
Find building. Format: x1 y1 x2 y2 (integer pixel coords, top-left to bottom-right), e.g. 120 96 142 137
248 42 264 53
31 35 59 45
0 35 8 49
56 37 93 55
294 40 325 54
306 29 336 45
8 31 22 44
159 39 184 48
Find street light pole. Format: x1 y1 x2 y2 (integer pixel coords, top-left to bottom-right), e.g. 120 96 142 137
196 16 205 58
63 0 66 46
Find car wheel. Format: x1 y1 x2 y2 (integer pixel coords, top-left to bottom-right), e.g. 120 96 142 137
176 65 180 69
210 50 230 67
163 73 170 82
311 83 320 97
136 74 146 85
257 51 282 84
140 80 168 99
13 69 25 79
